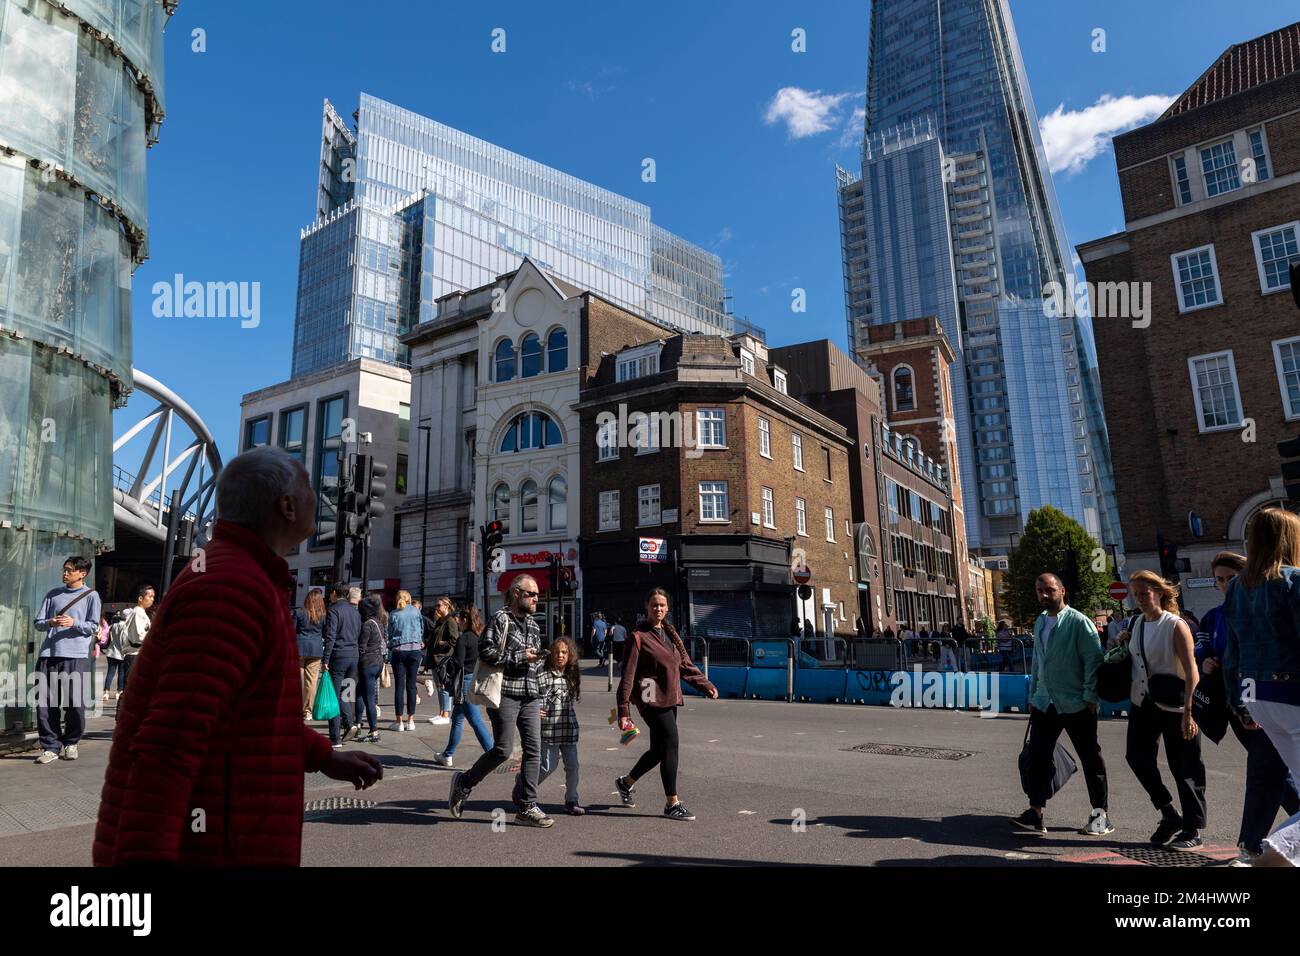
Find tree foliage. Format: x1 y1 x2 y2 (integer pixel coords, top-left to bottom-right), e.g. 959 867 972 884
1004 506 1114 626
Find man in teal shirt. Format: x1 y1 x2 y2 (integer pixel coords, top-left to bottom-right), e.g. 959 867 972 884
1010 573 1112 836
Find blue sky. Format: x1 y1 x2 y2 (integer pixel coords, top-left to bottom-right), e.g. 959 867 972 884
123 0 1294 462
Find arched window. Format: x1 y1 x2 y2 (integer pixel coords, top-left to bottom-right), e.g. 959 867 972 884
498 412 563 452
520 333 543 378
893 366 915 412
520 480 539 533
494 339 516 382
548 476 567 531
492 483 511 534
547 327 568 372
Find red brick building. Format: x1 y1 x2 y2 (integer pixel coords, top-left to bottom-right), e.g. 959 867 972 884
1078 22 1300 617
576 333 858 641
771 337 971 632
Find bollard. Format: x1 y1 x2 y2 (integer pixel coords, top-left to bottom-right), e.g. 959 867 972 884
786 655 794 703
607 652 613 692
703 649 709 681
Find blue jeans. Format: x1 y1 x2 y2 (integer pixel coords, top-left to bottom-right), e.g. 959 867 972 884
358 664 381 732
391 649 421 716
36 656 89 752
538 743 580 804
104 657 127 692
445 674 493 757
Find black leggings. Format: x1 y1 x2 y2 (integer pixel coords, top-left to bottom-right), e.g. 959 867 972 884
629 706 680 797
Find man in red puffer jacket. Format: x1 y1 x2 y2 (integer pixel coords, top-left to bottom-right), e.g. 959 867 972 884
94 447 383 866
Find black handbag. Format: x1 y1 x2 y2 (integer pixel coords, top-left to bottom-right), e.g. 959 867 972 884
1134 617 1186 710
1018 719 1077 800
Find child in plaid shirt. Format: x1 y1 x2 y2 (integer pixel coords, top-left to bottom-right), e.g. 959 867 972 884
537 637 583 815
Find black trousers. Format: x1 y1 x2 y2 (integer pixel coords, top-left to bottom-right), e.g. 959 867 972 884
629 705 680 797
1026 704 1109 810
1126 699 1207 829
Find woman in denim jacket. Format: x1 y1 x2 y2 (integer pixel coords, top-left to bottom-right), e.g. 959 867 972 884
1224 508 1300 866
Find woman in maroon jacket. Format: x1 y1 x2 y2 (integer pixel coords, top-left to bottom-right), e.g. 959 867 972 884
615 588 717 821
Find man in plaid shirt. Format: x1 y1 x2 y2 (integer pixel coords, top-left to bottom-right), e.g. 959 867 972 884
448 575 554 827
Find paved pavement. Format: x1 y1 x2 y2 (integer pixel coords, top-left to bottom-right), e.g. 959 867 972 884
0 662 1258 866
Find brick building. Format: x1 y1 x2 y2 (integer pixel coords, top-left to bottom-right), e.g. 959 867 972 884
1079 22 1300 617
771 337 970 632
576 333 858 641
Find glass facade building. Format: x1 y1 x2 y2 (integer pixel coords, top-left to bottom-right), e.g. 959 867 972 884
293 94 732 378
0 0 176 739
837 0 1120 553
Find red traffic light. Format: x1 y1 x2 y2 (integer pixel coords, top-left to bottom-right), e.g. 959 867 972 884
485 520 504 536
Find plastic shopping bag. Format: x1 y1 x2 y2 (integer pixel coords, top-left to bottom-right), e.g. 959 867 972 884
313 671 340 721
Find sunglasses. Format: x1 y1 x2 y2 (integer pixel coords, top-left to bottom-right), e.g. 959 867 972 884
517 590 539 598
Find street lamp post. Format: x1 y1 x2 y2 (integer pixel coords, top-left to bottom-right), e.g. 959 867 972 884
418 423 432 604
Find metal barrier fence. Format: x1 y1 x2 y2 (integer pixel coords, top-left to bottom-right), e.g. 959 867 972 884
849 639 905 671
963 637 1031 674
795 638 850 668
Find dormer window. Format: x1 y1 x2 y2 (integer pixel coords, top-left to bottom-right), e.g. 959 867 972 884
772 368 787 395
739 349 755 375
616 342 664 382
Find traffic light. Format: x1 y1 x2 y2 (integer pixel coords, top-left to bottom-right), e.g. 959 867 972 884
547 552 561 598
481 520 504 572
1158 536 1190 578
358 456 388 531
1279 434 1300 501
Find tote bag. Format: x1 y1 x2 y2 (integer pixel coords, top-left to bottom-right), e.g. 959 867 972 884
469 619 510 709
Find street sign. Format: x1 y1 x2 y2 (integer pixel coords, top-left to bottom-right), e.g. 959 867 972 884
469 539 478 573
639 537 666 563
793 565 812 585
1188 511 1203 538
1108 581 1129 602
1185 577 1215 589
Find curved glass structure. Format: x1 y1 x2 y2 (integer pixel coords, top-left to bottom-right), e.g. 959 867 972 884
0 0 177 740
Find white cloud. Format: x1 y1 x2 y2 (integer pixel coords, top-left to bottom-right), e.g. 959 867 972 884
838 106 867 149
1039 93 1175 175
764 87 853 139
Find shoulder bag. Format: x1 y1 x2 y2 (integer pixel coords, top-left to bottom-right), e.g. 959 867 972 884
1135 616 1186 711
469 615 510 709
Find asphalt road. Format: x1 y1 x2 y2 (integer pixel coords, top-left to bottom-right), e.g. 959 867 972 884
0 663 1256 867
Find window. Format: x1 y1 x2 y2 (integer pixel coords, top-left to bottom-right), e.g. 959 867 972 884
520 479 539 533
761 487 775 528
1171 155 1192 205
520 333 543 378
397 402 410 443
1252 222 1299 294
792 433 804 471
773 368 788 395
278 406 306 461
243 416 270 450
699 481 729 522
1188 351 1243 432
697 408 726 448
1248 128 1270 183
633 413 660 455
638 484 661 526
909 490 922 520
824 507 835 542
1200 139 1239 197
617 351 660 382
886 479 899 525
795 497 807 535
492 483 511 534
313 395 346 540
739 349 755 375
597 419 619 461
499 412 562 452
758 417 771 458
1273 339 1300 420
1171 246 1221 312
547 327 568 372
494 339 516 382
548 476 567 530
823 446 832 481
396 454 408 495
599 490 620 531
893 366 915 411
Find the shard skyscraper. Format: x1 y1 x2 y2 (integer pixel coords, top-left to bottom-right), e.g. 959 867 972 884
837 0 1120 555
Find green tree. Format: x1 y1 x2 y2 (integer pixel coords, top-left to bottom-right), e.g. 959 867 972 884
1004 506 1115 626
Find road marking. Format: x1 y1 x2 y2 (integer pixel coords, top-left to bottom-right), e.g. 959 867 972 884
1005 852 1032 860
738 810 757 815
752 735 764 738
605 747 618 751
836 730 846 733
793 732 806 735
707 739 720 743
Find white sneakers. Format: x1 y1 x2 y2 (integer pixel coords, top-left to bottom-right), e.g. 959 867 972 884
429 715 450 726
392 721 407 732
423 679 435 696
35 750 58 764
405 718 417 732
60 745 79 761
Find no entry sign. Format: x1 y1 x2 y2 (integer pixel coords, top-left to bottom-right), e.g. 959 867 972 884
1108 581 1129 602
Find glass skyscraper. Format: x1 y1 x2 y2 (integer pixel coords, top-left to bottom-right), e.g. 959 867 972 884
837 0 1120 553
293 94 732 377
0 0 176 739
